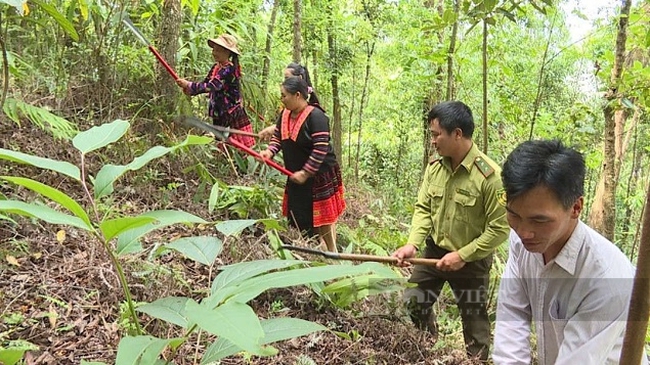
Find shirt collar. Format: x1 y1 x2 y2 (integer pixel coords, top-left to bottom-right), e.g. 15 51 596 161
552 220 586 275
441 142 479 172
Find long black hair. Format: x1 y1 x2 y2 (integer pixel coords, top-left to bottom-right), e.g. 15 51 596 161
285 63 321 108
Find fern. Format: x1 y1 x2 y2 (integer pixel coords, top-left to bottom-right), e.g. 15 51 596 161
3 98 77 140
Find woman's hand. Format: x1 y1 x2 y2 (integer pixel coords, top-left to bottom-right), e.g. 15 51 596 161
289 170 312 184
258 126 276 141
176 79 191 95
258 149 273 161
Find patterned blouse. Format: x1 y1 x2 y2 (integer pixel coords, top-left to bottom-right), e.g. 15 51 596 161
187 62 242 123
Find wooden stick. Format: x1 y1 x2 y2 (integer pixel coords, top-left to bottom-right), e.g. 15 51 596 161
280 245 440 267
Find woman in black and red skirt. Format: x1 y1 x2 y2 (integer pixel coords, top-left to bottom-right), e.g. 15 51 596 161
259 76 345 252
176 34 255 147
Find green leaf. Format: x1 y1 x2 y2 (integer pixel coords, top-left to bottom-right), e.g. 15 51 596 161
116 210 207 256
215 219 257 236
208 182 221 213
185 300 274 357
3 98 77 139
0 148 80 181
1 176 92 228
208 260 306 305
93 134 212 198
31 0 79 41
202 318 326 363
136 297 190 328
322 274 406 307
165 236 223 266
72 119 130 155
100 215 157 242
0 200 90 230
0 349 24 365
621 98 635 109
115 336 183 365
225 262 388 304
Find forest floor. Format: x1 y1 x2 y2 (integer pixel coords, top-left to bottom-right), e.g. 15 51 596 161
0 122 483 364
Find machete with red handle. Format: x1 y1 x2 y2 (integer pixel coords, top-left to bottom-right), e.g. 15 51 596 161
122 15 180 80
176 115 293 177
280 245 440 267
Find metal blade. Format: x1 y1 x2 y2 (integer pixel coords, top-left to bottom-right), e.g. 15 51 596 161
122 15 150 46
174 115 228 141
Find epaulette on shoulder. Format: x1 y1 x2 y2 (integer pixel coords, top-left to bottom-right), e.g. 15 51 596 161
429 157 442 165
474 156 495 178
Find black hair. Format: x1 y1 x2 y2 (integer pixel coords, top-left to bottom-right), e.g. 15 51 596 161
427 101 474 138
286 63 321 107
501 139 585 209
282 76 309 100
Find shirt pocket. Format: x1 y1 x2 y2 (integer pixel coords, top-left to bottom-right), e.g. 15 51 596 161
428 185 445 213
453 189 479 222
549 300 568 341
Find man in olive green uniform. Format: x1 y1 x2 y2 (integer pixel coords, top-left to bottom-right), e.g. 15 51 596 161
392 101 509 361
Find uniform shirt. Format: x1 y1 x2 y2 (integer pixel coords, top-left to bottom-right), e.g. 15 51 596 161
407 143 509 262
493 222 648 365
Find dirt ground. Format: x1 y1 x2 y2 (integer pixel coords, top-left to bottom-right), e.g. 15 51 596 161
0 122 482 364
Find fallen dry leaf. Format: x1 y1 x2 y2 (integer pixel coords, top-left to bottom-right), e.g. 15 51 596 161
6 255 20 266
56 229 66 243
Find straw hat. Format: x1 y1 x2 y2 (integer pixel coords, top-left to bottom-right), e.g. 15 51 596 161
207 34 240 55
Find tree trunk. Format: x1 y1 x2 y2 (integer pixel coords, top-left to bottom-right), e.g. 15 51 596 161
156 0 181 113
326 23 342 166
261 0 280 91
445 0 459 100
528 14 556 140
481 19 488 154
347 67 356 169
619 179 650 364
354 41 374 181
292 0 302 63
588 0 631 240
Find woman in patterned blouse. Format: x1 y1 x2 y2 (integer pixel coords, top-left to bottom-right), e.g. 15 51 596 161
176 34 255 147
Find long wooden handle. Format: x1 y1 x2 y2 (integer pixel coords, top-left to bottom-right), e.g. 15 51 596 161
337 253 439 267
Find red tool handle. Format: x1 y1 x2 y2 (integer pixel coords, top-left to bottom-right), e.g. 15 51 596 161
225 137 293 177
148 45 179 80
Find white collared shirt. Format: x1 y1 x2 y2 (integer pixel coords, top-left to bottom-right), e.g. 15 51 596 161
493 221 648 365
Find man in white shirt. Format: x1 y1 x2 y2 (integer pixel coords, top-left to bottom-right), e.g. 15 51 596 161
493 140 647 365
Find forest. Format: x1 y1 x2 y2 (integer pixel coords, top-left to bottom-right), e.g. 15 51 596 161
0 0 649 363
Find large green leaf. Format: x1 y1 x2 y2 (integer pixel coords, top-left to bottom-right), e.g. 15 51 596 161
99 215 157 242
0 349 24 365
322 273 406 307
0 148 80 181
30 0 79 41
184 300 274 357
165 236 223 266
136 297 189 328
1 176 91 228
207 260 306 306
202 318 327 363
115 210 207 256
93 134 212 198
72 119 130 155
115 336 183 365
225 262 389 304
0 200 90 230
215 219 257 236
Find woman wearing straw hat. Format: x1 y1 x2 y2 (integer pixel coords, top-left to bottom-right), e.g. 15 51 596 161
176 34 255 147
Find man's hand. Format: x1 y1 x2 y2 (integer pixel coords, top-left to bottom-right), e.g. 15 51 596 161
391 244 418 267
436 251 466 271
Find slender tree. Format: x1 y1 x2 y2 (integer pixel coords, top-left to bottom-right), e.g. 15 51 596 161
292 0 302 63
261 0 281 91
156 0 181 113
589 0 632 239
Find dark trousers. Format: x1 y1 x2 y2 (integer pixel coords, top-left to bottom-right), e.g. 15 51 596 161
404 240 492 361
